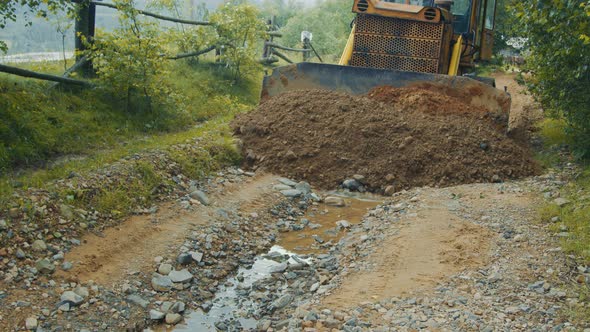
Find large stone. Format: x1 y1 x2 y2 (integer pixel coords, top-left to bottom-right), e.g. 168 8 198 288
151 275 173 292
31 240 47 252
165 313 183 325
170 301 186 313
281 189 303 198
273 184 292 191
59 204 75 220
295 182 312 194
74 286 89 298
189 190 210 206
384 185 396 196
342 179 360 190
25 317 38 330
169 269 193 283
554 198 570 207
271 294 293 310
126 294 149 308
325 196 346 207
190 251 203 263
278 178 298 187
336 220 351 229
60 291 84 305
149 309 165 320
158 263 173 275
177 253 192 265
36 258 55 274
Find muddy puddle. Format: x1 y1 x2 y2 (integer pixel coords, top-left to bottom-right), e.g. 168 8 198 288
172 194 382 331
279 193 383 254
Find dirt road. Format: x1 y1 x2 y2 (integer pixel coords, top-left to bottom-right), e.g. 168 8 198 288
0 73 587 331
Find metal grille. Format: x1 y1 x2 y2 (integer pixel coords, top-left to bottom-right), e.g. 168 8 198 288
351 14 444 73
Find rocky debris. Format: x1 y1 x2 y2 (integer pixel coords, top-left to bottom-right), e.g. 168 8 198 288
127 294 149 308
158 263 173 275
233 89 539 192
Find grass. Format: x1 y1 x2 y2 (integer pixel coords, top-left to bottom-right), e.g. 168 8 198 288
0 58 260 208
535 115 590 326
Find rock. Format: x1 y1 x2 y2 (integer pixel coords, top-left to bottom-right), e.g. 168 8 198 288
31 240 47 252
25 317 38 330
554 198 570 207
257 320 271 331
74 286 89 298
278 178 298 187
165 313 183 325
16 249 25 259
149 309 165 320
295 182 312 194
342 179 361 190
8 208 19 218
170 302 186 313
281 189 303 198
61 261 73 271
491 174 502 183
384 185 396 196
60 291 84 305
271 262 288 273
158 263 173 275
190 251 203 262
353 174 366 184
325 196 346 207
126 294 149 308
273 184 292 191
35 259 55 274
59 204 75 220
336 220 350 229
152 275 173 292
189 190 210 206
169 269 193 283
0 219 7 230
177 253 192 265
272 294 293 310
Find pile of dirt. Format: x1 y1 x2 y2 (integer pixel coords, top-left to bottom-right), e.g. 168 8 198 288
232 88 539 192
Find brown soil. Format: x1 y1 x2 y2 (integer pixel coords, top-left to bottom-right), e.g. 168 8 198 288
56 174 280 286
323 196 493 307
232 89 539 192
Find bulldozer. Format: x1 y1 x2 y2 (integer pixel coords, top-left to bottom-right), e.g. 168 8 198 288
261 0 510 117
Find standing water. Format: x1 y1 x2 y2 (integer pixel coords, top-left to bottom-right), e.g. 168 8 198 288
173 194 382 331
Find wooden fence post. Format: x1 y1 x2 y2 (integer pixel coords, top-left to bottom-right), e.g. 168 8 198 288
74 0 95 77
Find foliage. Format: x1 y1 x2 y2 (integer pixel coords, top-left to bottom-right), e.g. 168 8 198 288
0 0 72 53
513 0 590 158
279 0 353 61
87 0 182 113
493 0 521 53
210 2 267 80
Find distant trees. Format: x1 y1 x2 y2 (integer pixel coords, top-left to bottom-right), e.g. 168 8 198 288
0 0 72 53
279 0 354 61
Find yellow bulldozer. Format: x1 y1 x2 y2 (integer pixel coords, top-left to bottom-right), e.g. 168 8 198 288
261 0 510 117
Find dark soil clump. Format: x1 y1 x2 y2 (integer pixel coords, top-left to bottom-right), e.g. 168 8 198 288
232 89 539 192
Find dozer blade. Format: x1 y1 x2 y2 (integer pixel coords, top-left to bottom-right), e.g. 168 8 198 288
261 62 510 116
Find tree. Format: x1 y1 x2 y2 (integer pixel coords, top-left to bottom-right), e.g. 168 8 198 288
87 0 176 112
279 0 354 61
210 2 267 81
513 0 590 158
